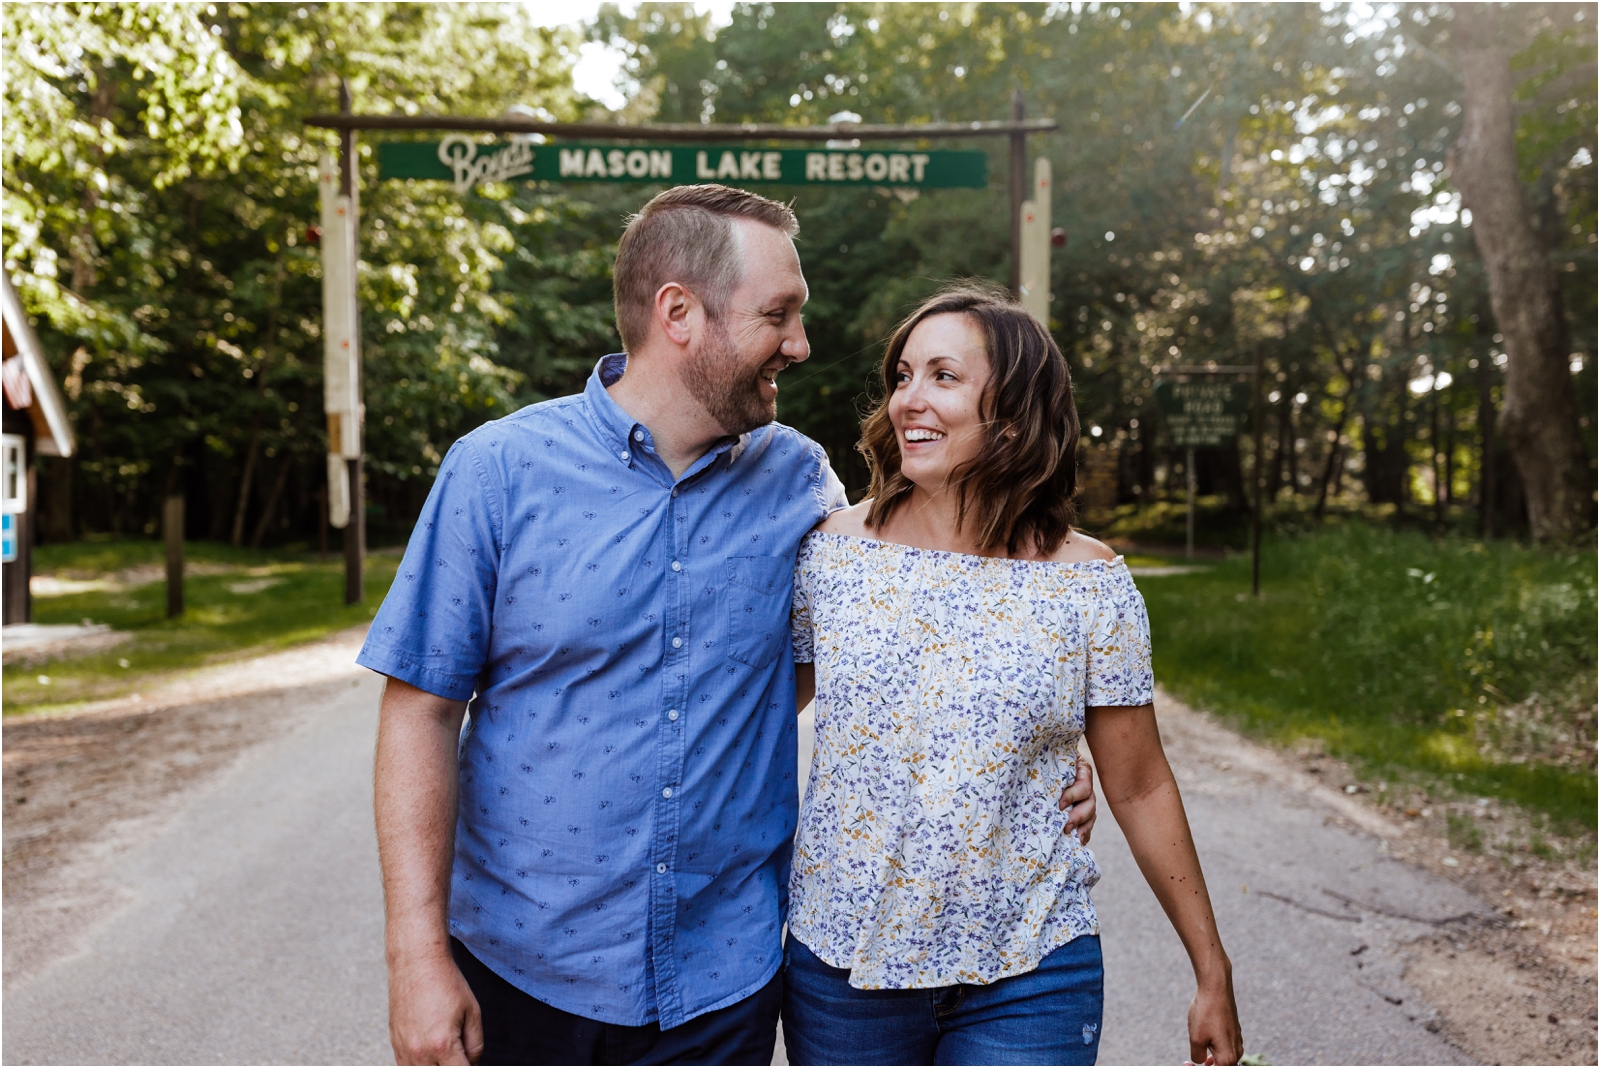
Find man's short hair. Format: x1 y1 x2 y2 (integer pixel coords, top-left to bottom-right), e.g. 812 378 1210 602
613 184 799 351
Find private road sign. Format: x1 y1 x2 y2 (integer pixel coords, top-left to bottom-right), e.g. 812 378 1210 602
1154 379 1251 448
379 137 988 193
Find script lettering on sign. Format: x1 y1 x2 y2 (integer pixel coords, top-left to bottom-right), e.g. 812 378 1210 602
438 134 535 193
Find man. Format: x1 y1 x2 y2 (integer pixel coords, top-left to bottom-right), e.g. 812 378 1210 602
363 184 1097 1065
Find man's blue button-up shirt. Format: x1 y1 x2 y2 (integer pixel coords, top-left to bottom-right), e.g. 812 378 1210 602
358 355 845 1028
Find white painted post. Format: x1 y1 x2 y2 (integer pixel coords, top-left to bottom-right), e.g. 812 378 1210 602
319 152 360 530
1018 157 1052 324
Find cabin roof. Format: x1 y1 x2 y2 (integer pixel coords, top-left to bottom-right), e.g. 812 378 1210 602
1 276 75 458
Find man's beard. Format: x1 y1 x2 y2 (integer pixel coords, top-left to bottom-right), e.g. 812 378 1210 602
682 319 780 436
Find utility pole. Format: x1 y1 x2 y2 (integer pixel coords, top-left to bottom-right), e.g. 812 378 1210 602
338 79 365 606
1009 89 1027 295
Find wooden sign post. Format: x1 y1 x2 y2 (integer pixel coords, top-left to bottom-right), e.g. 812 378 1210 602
164 494 184 619
308 103 1057 605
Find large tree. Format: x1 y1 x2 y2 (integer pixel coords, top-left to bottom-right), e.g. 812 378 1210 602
3 3 599 543
1450 2 1595 542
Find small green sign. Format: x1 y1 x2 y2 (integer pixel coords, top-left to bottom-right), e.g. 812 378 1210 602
1154 379 1250 448
378 137 987 192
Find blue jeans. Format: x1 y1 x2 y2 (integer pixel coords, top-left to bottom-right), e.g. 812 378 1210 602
781 934 1104 1066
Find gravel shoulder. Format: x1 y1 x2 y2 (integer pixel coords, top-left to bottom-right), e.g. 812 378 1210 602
3 627 376 990
1117 692 1596 1066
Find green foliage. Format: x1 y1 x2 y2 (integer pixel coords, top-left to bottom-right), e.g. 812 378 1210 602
585 1 1595 505
2 540 398 714
5 2 1594 542
4 2 610 541
1139 524 1597 828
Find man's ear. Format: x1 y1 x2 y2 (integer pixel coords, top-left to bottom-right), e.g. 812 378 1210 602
653 282 698 348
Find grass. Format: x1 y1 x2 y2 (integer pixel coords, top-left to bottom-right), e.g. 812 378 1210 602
1135 522 1597 832
11 526 1596 837
4 538 398 715
1095 493 1485 552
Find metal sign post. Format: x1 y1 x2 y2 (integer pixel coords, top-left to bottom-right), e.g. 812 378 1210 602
1154 369 1253 562
1251 347 1265 596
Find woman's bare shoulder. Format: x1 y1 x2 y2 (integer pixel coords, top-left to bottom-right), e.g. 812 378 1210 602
816 500 873 537
1047 529 1118 564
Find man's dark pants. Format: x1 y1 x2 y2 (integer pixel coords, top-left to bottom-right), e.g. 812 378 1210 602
451 938 780 1066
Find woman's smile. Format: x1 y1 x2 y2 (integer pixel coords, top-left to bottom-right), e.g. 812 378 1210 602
888 312 991 489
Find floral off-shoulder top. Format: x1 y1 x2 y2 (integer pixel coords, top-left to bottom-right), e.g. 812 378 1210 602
787 530 1155 990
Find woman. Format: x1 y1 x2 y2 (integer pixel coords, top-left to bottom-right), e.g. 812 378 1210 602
784 284 1243 1066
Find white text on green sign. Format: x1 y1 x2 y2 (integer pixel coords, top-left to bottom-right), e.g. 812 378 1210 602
1154 380 1250 448
377 139 987 192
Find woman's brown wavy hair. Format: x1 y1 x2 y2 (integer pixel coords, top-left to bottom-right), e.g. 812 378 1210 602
859 282 1080 556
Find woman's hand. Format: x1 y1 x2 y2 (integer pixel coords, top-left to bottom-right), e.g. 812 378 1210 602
1186 964 1243 1065
1056 757 1097 845
1084 703 1243 1066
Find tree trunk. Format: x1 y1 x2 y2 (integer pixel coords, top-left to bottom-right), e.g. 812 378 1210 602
1451 3 1594 542
1315 363 1357 520
1269 393 1291 498
250 459 291 550
1361 370 1411 509
1443 396 1456 507
231 429 260 547
1440 388 1452 530
1478 356 1498 537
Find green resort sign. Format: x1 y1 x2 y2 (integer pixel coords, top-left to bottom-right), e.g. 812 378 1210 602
378 136 988 192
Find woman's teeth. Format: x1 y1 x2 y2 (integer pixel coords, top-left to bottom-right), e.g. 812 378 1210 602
904 428 945 442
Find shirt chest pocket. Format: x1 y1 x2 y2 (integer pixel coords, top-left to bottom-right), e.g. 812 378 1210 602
725 555 790 671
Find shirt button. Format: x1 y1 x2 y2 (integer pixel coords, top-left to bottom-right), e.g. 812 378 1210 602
657 862 668 874
671 488 679 497
671 636 683 649
671 560 682 572
633 429 644 442
619 450 630 462
667 709 679 721
662 787 673 799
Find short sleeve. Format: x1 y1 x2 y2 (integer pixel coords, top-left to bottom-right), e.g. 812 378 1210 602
790 537 817 664
357 436 504 700
1083 567 1155 708
813 447 848 517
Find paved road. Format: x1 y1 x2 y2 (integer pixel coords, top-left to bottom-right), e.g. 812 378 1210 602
3 658 1485 1065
